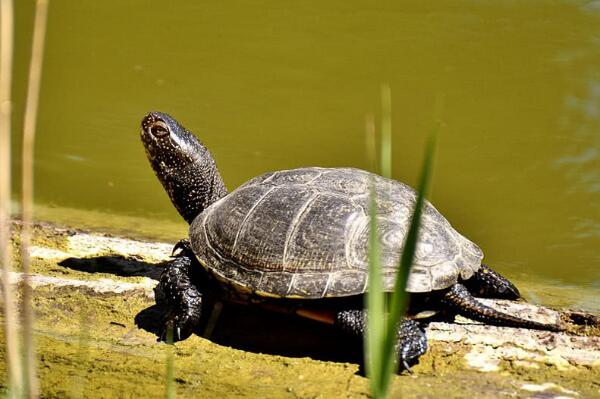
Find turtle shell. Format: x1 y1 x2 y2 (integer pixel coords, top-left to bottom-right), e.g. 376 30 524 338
189 167 483 299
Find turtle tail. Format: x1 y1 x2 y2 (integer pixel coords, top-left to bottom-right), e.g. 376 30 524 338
441 283 561 332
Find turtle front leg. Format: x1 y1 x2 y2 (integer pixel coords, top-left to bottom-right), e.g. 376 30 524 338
334 309 428 372
463 264 521 299
155 239 206 342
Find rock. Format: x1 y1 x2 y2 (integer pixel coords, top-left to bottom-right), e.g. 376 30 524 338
1 220 599 398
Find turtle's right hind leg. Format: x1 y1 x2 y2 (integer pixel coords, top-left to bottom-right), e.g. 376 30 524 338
442 283 561 332
464 264 521 300
155 239 205 342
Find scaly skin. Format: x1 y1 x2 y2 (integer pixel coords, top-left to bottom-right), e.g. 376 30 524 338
141 112 228 224
334 309 427 371
441 283 560 332
465 264 521 299
155 240 206 341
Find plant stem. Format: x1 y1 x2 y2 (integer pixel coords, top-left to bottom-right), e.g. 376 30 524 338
0 0 23 397
21 0 49 396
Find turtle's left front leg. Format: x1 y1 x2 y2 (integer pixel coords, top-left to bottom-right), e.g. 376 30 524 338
155 239 206 342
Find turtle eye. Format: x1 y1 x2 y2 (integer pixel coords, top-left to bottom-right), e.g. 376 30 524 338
150 121 169 138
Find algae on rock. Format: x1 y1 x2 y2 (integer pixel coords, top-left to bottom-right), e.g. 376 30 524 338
1 221 599 398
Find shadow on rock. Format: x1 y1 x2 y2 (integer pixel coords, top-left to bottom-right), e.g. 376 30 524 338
135 301 364 368
59 255 165 280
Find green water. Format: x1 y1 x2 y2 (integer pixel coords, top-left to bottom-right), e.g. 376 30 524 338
10 1 600 310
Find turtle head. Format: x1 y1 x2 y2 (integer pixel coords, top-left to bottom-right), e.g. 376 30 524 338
141 112 201 171
141 112 228 224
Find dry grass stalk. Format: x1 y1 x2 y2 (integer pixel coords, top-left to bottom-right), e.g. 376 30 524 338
0 0 23 396
21 0 49 396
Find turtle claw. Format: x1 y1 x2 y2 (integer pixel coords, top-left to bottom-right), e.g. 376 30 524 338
334 310 428 374
156 253 204 342
159 310 196 343
172 239 192 257
158 320 175 343
397 319 428 373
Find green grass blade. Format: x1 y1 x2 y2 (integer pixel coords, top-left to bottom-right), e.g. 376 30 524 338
366 180 386 398
382 129 438 382
366 87 439 397
365 114 386 398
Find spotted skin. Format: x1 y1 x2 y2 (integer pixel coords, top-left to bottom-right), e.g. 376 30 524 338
141 112 227 224
154 241 206 341
334 309 427 371
441 284 560 331
464 264 521 299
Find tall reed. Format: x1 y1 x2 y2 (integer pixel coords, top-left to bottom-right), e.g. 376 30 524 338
0 0 23 396
21 0 49 396
365 86 437 398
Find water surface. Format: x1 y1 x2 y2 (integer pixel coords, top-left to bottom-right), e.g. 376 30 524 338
11 1 600 310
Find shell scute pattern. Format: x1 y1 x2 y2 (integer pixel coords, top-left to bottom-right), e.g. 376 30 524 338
283 194 360 272
311 168 369 195
230 185 315 270
234 266 263 293
287 272 331 298
237 172 276 189
406 267 433 292
256 271 294 297
258 168 324 187
430 262 460 290
204 184 272 258
190 167 484 298
326 270 367 297
414 221 459 265
347 216 407 273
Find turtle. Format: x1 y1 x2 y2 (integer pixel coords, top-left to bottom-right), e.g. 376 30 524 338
140 111 560 371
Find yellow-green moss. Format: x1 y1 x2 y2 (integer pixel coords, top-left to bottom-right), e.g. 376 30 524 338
1 219 599 398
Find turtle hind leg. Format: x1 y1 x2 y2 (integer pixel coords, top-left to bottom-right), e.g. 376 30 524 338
155 241 206 342
463 264 521 299
334 309 428 372
442 283 560 332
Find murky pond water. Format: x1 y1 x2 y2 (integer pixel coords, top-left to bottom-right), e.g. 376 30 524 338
10 1 600 310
